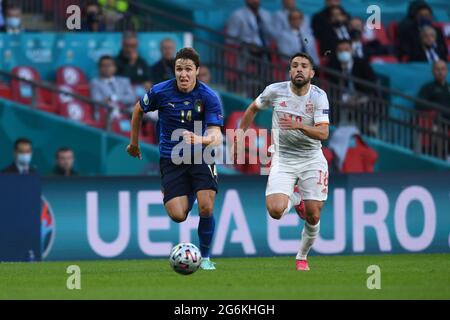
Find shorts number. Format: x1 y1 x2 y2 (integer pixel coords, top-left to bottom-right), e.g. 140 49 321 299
317 170 328 186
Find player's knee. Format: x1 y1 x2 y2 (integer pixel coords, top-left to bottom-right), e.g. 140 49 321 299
168 211 188 223
305 207 321 225
198 203 213 217
266 204 285 220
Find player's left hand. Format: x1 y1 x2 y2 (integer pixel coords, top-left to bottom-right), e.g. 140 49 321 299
278 115 303 130
183 131 203 144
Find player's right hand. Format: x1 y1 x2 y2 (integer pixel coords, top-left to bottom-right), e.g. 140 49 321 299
126 144 142 160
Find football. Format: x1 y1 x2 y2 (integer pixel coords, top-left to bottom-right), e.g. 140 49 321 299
169 243 202 275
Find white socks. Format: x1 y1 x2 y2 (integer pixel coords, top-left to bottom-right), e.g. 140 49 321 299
296 221 320 260
282 192 301 216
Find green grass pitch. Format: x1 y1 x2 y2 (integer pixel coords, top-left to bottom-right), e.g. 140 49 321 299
1 253 449 299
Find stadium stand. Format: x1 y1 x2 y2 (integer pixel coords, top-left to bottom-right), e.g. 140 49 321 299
0 0 449 175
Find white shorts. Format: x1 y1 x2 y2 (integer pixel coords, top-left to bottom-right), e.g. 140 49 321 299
265 151 329 201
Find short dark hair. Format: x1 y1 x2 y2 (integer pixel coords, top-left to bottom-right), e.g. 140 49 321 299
56 147 73 158
98 55 114 66
174 47 200 69
289 52 314 68
14 137 32 150
336 39 352 47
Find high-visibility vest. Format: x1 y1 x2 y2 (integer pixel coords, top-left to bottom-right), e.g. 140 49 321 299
98 0 128 13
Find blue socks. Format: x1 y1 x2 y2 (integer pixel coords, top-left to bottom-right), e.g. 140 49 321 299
198 216 215 258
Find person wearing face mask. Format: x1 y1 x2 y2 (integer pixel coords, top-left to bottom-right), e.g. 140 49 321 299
348 17 392 60
81 1 106 32
311 0 350 55
408 25 448 63
327 40 377 127
397 2 446 60
2 138 36 174
314 5 350 56
0 5 24 34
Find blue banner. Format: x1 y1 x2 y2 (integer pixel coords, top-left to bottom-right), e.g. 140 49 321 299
0 174 41 262
39 172 450 260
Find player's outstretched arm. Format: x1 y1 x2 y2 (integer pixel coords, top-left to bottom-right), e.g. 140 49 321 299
279 116 329 140
126 102 143 159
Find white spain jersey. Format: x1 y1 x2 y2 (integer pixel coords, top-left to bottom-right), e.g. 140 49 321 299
255 81 330 163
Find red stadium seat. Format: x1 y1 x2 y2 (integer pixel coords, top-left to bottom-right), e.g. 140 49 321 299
59 101 98 126
11 66 57 113
141 121 156 144
369 55 399 63
56 66 88 87
0 82 12 100
418 110 438 150
387 21 398 44
111 115 132 137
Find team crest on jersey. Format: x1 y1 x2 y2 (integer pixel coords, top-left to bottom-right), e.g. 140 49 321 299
279 101 287 107
305 102 314 114
194 99 203 113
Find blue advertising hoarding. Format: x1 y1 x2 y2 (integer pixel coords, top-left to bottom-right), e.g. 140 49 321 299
0 174 41 262
40 172 450 260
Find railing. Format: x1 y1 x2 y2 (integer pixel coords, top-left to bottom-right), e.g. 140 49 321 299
0 69 116 131
6 0 450 161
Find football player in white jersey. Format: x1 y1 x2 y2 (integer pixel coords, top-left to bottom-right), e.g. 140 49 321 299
234 52 330 271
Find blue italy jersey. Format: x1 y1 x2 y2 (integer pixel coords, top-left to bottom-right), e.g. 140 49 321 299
139 79 224 159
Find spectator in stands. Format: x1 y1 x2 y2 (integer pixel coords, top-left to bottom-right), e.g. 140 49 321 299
50 147 78 177
115 32 152 97
328 39 377 96
98 0 128 31
277 9 320 65
273 0 312 35
315 5 351 56
348 17 392 60
311 0 350 55
151 38 176 84
90 55 136 115
397 1 447 61
327 40 378 129
417 60 450 120
408 26 448 63
82 1 106 32
0 0 6 29
198 65 211 84
0 4 23 34
226 0 275 56
1 138 36 174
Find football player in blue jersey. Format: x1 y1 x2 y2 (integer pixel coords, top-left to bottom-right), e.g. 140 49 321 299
127 48 223 270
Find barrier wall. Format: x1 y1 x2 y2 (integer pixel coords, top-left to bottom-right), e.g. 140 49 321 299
40 172 450 260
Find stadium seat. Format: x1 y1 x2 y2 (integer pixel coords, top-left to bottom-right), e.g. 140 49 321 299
369 55 399 63
59 101 98 126
0 82 12 100
341 135 378 173
418 110 438 150
140 120 157 144
387 21 398 44
56 66 88 87
11 66 57 113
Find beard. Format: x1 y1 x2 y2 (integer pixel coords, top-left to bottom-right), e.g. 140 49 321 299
291 75 311 88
